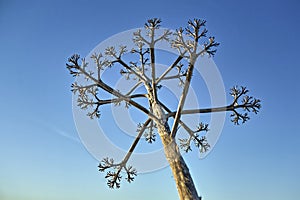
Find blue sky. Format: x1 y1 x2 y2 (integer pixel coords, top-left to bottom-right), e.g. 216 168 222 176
0 0 300 199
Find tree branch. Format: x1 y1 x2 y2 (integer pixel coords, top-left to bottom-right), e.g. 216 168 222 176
154 29 172 43
118 59 150 82
67 55 158 121
123 118 151 164
98 94 147 106
131 44 150 78
150 46 157 101
104 46 150 83
156 53 185 84
167 105 231 117
157 100 210 152
133 29 150 45
167 86 261 125
170 57 196 138
98 118 151 188
160 73 186 81
178 122 210 153
169 19 220 138
126 81 143 95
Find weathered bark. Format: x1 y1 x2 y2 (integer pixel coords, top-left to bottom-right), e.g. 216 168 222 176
151 100 201 200
160 133 201 200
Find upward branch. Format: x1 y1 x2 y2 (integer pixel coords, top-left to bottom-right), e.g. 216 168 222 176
156 53 186 84
170 19 218 138
170 58 196 138
146 19 160 102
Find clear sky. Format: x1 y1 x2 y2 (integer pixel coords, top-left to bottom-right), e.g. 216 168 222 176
1 0 300 199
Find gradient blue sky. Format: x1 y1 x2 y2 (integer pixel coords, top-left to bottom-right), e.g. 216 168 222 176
1 0 300 199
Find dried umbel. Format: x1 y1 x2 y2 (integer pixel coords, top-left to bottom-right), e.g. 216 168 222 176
67 18 261 199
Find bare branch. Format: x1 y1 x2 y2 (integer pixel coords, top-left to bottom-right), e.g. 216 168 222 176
169 18 221 138
167 106 231 117
131 44 150 77
133 29 150 45
170 59 196 138
144 18 162 38
177 120 210 153
156 55 186 84
66 54 81 77
66 54 159 120
157 100 210 153
228 86 261 124
172 28 192 54
72 81 146 119
171 18 219 58
98 94 147 106
123 118 151 163
186 19 206 53
98 118 151 188
139 120 157 143
200 36 220 57
150 45 158 101
154 29 172 43
166 86 261 125
104 46 149 83
160 74 186 81
178 137 193 152
126 81 143 95
159 63 187 86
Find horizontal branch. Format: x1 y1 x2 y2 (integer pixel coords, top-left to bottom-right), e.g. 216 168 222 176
167 105 232 117
161 74 186 81
166 102 260 122
97 94 147 106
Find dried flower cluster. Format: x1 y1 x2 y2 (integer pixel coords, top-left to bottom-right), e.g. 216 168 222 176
66 18 261 192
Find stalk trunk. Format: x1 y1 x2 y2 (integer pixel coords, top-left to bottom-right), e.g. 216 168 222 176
151 102 200 199
160 134 201 200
